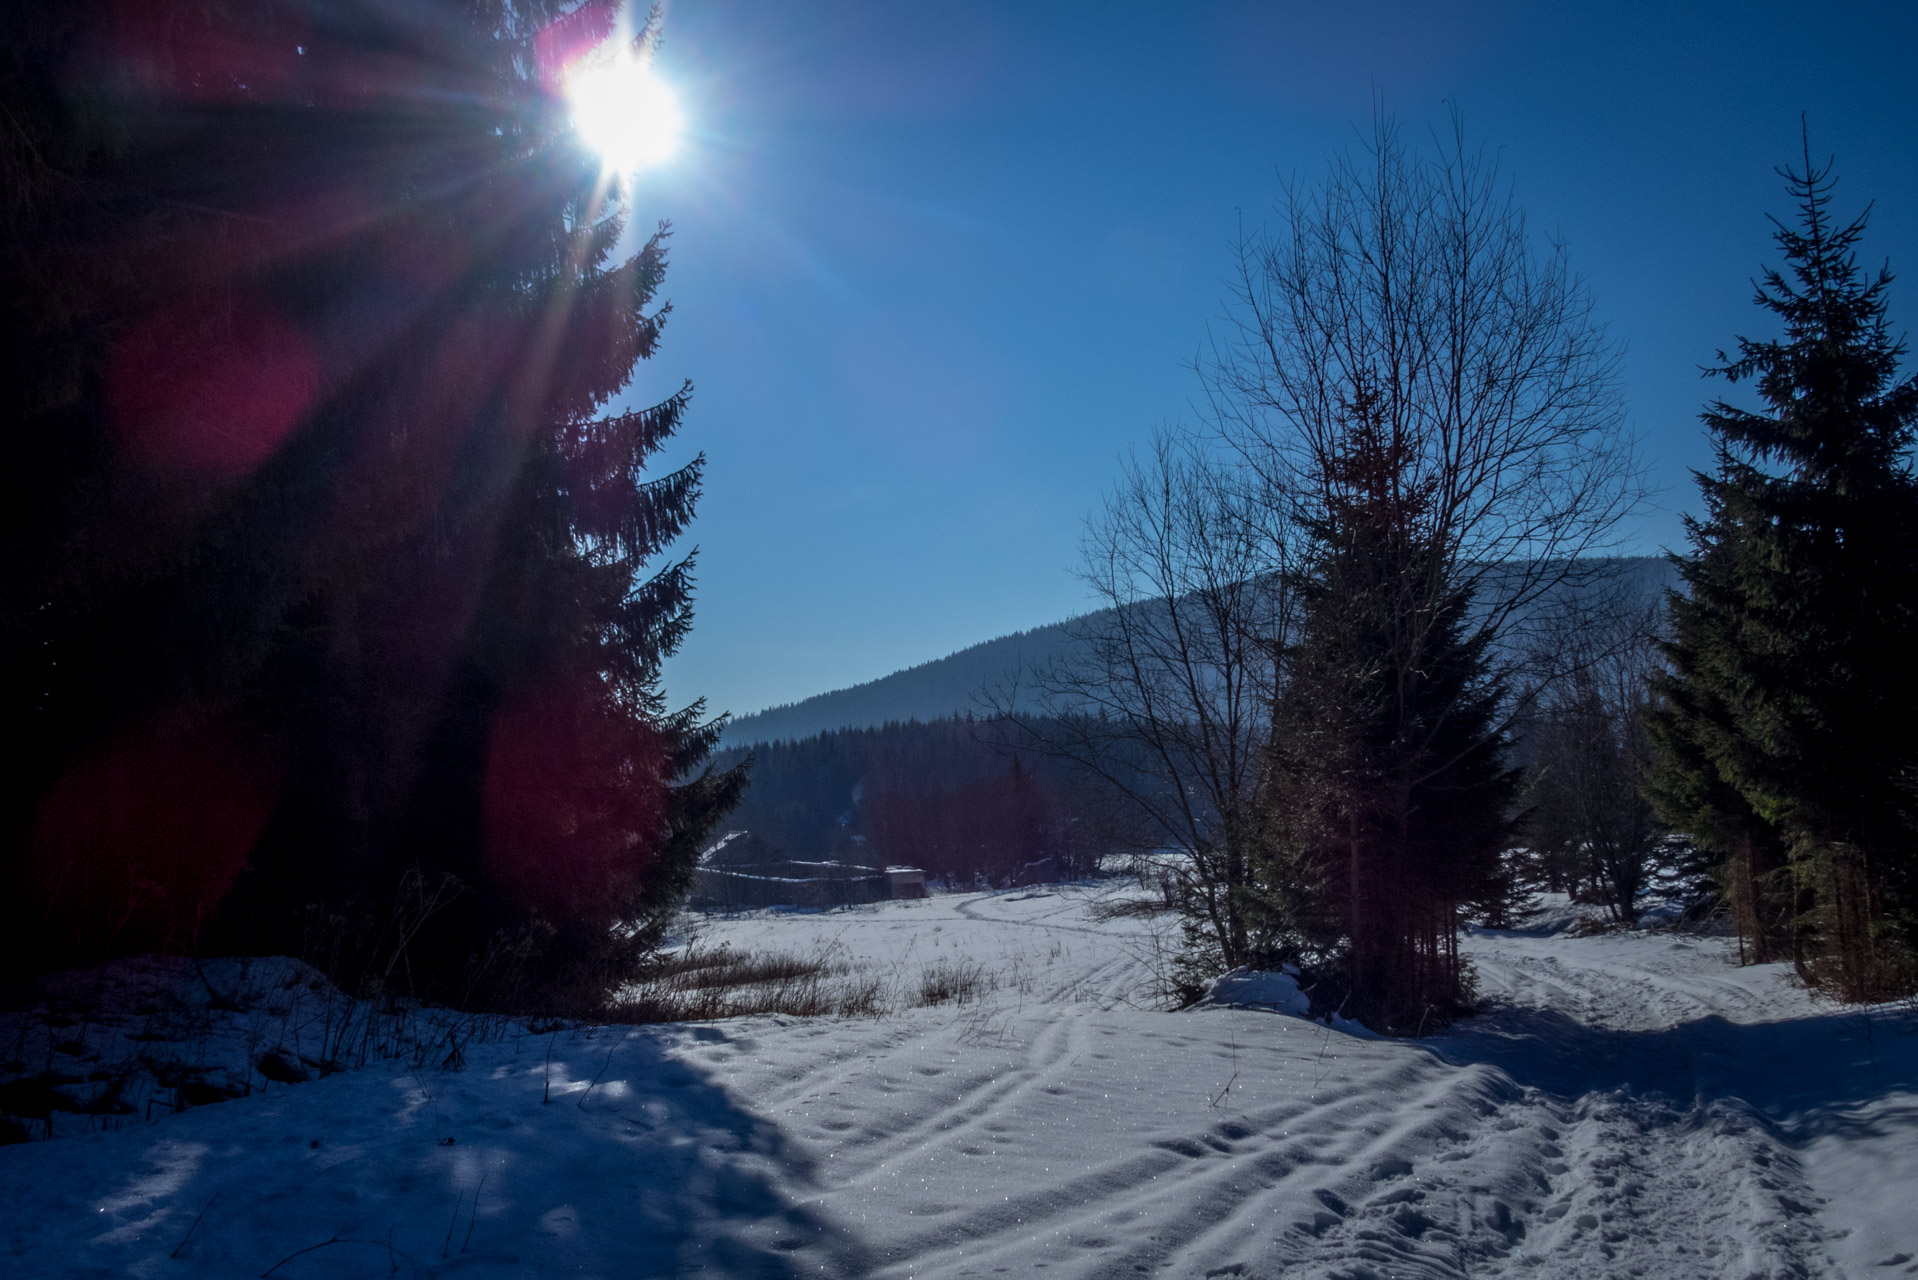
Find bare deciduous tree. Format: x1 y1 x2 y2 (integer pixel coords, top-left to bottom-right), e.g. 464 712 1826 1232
1203 113 1645 1028
993 429 1295 977
1208 113 1643 669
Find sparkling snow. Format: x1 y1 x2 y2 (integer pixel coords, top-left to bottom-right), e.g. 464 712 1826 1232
3 885 1914 1277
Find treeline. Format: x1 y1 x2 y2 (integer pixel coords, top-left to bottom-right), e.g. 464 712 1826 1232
0 2 739 1008
1517 615 1679 927
714 719 1114 885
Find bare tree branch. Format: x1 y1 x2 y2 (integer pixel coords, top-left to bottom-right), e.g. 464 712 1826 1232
989 429 1297 969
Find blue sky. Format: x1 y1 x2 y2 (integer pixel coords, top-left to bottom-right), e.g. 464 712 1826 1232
627 1 1918 720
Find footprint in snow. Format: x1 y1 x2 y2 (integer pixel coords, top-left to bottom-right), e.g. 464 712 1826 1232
1298 1210 1343 1237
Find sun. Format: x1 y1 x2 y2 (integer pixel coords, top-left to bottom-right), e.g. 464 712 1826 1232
565 51 683 175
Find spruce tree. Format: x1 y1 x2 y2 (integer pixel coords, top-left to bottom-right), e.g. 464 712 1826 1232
1258 406 1519 1033
1650 142 1918 997
0 0 743 1000
1646 527 1797 961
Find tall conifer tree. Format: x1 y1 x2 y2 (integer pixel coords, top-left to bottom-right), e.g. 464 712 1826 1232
1258 401 1519 1033
1651 141 1918 997
0 0 743 998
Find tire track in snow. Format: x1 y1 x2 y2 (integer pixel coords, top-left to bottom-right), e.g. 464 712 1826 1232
858 1011 1469 1277
953 892 1166 1007
868 929 1842 1279
1446 931 1841 1278
685 895 1856 1278
870 1043 1548 1280
820 1011 1085 1187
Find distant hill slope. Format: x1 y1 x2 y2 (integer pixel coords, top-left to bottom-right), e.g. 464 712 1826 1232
720 619 1089 747
721 556 1680 748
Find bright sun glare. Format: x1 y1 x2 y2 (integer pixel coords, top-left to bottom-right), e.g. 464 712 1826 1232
566 52 682 175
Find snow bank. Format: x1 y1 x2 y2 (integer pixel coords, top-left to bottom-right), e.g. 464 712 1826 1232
1197 966 1312 1015
0 954 504 1146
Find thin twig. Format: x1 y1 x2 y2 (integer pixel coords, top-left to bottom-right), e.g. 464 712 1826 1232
260 1230 405 1278
577 1039 622 1110
260 1233 344 1277
1312 994 1351 1091
169 1193 217 1258
462 1172 487 1253
442 1190 465 1257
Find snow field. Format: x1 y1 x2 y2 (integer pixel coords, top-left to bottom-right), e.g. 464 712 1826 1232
1 884 1913 1278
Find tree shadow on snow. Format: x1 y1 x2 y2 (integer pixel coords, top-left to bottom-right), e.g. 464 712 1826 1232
1431 1001 1918 1144
4 1022 876 1280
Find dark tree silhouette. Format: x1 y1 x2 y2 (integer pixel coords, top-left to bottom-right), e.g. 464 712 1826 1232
0 0 741 1002
1259 403 1520 1033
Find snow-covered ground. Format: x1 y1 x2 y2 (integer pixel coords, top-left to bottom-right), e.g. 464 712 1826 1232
3 886 1914 1278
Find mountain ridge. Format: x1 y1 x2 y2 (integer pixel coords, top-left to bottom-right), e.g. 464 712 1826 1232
720 555 1680 748
719 617 1092 747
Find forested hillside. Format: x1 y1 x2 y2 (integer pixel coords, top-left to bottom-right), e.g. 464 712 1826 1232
723 557 1680 747
720 621 1086 746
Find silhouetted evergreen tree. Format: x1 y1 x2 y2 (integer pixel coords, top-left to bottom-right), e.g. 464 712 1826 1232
0 0 741 1002
1258 408 1519 1033
1647 535 1797 961
1650 142 1918 998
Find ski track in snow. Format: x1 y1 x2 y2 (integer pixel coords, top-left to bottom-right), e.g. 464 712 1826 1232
3 887 1915 1278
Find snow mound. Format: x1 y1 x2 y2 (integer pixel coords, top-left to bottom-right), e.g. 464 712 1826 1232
1195 967 1383 1037
1197 966 1312 1015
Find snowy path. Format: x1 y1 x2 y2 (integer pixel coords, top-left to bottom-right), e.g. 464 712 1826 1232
3 888 1915 1278
1450 929 1918 1278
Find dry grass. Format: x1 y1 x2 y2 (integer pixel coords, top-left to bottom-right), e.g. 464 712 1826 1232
1085 897 1176 922
644 946 839 991
608 941 1019 1022
611 943 888 1021
917 957 995 1007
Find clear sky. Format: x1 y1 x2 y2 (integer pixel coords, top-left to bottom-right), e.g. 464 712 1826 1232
628 0 1918 721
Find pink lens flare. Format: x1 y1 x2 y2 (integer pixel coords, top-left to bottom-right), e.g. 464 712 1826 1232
108 293 319 481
